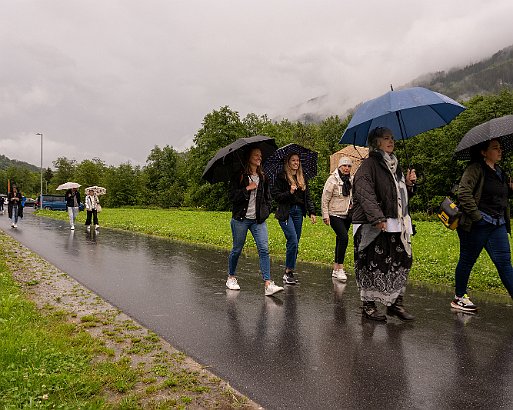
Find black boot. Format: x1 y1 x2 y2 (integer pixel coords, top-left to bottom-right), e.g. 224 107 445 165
362 301 387 322
387 295 415 321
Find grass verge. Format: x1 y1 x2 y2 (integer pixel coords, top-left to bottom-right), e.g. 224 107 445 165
37 207 510 295
0 231 257 409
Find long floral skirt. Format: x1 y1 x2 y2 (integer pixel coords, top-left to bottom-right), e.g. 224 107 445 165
354 229 412 306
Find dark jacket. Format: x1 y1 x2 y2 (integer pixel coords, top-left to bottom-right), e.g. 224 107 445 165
65 189 81 208
458 161 511 233
351 151 412 225
8 191 23 219
272 172 315 222
230 172 272 224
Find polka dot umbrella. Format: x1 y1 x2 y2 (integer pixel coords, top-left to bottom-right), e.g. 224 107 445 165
262 143 318 188
454 115 513 160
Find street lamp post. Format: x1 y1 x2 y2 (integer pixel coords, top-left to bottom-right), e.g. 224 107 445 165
36 133 43 210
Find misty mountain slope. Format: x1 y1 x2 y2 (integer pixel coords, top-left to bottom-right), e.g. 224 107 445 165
409 45 513 100
282 44 513 123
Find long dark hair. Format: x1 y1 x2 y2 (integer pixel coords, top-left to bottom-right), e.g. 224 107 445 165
242 147 265 181
469 138 498 162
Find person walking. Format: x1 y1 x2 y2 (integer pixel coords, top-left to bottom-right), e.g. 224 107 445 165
351 127 416 322
272 152 316 285
452 138 513 312
65 187 81 230
8 185 23 228
226 147 284 296
85 189 100 231
322 156 353 282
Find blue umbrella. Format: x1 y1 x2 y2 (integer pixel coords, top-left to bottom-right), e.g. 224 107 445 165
340 87 466 147
262 143 318 187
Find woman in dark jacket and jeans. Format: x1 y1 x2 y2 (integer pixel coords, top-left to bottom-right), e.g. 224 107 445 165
226 147 284 296
452 138 513 312
351 127 416 322
272 152 316 285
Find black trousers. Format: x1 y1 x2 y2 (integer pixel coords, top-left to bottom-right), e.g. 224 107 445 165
85 210 99 225
329 215 351 264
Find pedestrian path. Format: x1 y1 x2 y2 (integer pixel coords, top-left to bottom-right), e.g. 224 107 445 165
3 211 513 409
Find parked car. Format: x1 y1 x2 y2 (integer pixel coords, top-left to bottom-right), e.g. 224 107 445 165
24 198 36 207
35 195 84 211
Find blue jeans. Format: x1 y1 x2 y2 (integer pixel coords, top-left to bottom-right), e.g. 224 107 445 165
11 206 18 224
229 218 271 281
455 219 513 298
278 205 304 271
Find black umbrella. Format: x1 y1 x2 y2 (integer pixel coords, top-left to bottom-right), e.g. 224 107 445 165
454 115 513 160
202 135 278 183
262 143 318 187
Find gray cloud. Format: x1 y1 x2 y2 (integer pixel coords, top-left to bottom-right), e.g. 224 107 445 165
1 0 513 168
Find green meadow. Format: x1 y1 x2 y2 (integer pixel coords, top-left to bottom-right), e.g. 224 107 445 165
38 208 508 295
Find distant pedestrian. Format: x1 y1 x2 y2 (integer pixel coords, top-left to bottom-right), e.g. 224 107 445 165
65 187 81 230
271 152 316 285
452 138 513 312
0 195 4 214
322 156 353 282
226 147 284 296
85 189 100 231
8 185 23 228
351 127 416 322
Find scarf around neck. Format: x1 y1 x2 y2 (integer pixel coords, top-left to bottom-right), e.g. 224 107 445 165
379 150 412 256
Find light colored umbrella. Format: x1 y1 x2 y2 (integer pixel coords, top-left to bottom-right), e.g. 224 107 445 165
85 186 107 195
330 146 369 175
56 182 81 190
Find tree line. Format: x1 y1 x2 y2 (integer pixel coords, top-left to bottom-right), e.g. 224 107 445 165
3 89 513 213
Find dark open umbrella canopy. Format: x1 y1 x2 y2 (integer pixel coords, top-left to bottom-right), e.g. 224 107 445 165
340 87 466 147
262 143 318 187
202 135 278 183
454 115 513 160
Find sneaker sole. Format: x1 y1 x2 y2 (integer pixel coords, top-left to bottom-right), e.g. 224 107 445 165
450 301 477 312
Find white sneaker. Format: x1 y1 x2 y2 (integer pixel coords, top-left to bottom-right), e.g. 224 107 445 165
95 224 100 230
331 269 347 282
13 223 17 228
265 281 284 296
226 276 240 290
70 225 75 230
86 225 91 231
336 269 348 282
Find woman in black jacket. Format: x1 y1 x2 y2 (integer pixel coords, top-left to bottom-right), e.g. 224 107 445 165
226 147 284 296
8 185 23 228
272 153 316 285
352 127 416 322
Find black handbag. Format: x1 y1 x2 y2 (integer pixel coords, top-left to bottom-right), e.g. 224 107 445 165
437 197 461 230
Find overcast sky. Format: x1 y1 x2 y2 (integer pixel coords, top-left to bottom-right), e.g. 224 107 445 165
1 0 513 168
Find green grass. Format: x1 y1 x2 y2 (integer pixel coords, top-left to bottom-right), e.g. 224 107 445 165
0 258 123 407
37 208 512 295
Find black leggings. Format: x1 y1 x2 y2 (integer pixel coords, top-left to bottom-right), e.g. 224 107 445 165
85 210 99 226
329 215 351 264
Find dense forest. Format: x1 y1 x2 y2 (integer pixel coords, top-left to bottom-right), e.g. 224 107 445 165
2 89 513 213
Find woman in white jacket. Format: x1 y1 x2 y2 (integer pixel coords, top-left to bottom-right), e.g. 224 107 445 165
85 189 100 230
321 157 353 282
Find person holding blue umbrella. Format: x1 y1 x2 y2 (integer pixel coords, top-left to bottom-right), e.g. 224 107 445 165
351 127 417 322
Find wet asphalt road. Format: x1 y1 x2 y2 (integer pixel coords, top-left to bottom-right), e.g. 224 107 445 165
3 210 513 409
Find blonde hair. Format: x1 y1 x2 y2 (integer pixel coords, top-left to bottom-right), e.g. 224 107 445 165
284 153 305 190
